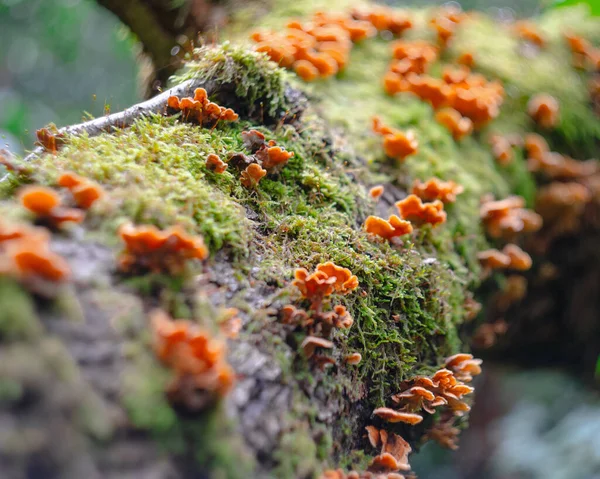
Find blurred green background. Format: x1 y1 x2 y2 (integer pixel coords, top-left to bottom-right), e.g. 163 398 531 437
0 0 141 155
0 0 573 155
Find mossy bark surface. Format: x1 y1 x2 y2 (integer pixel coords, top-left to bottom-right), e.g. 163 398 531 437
1 3 599 478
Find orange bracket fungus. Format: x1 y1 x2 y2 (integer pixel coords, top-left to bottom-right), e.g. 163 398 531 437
457 51 475 67
424 414 461 450
292 261 358 312
301 335 334 359
514 20 546 47
477 244 532 272
364 215 413 242
205 154 228 173
395 194 447 227
240 163 267 188
480 195 542 238
238 129 295 175
251 10 378 81
489 135 514 166
167 88 239 125
345 352 362 365
150 309 235 410
527 93 559 129
369 185 385 201
118 223 208 274
373 408 423 425
351 5 413 35
372 117 418 162
435 108 473 140
57 172 105 209
19 185 84 227
412 178 464 204
0 221 71 292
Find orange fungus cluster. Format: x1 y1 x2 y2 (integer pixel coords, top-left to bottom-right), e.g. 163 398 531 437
118 223 208 274
151 309 235 409
167 88 238 125
0 221 70 288
372 116 418 162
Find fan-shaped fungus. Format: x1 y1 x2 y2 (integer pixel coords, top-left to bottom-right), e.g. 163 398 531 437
240 163 267 188
257 146 295 172
435 108 473 140
118 223 208 274
514 21 546 47
206 154 228 173
480 196 542 238
57 172 105 209
527 93 559 129
345 352 362 365
457 51 475 67
395 194 446 227
292 262 358 311
36 127 65 153
151 309 235 408
383 131 419 162
412 178 464 204
301 335 334 359
2 235 71 283
489 135 513 166
369 185 385 200
373 408 423 425
524 133 549 160
364 215 413 241
19 185 84 226
242 129 266 152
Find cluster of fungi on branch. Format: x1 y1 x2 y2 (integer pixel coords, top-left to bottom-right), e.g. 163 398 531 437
321 354 482 478
0 220 70 294
280 261 360 370
167 87 238 125
0 172 105 295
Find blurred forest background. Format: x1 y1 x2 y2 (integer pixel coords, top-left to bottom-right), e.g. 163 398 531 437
0 0 553 155
1 0 600 478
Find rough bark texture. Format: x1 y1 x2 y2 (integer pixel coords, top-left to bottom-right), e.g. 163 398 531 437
1 3 600 479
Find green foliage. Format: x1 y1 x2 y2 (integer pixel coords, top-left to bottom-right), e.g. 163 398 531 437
552 0 600 15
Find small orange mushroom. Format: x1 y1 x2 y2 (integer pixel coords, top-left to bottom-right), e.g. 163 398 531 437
364 215 413 241
514 21 546 47
57 172 105 209
345 352 362 365
489 135 513 166
382 131 419 162
435 107 473 140
3 236 71 283
457 51 475 68
527 93 559 129
412 178 464 204
301 335 334 359
206 154 228 173
294 59 320 81
19 185 84 226
240 163 267 188
395 194 446 227
373 407 423 425
369 185 385 201
524 133 549 160
257 146 295 172
477 249 511 270
118 223 208 274
150 309 235 407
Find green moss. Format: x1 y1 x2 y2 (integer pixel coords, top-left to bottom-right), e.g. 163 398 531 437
172 43 292 118
0 277 41 340
25 115 252 257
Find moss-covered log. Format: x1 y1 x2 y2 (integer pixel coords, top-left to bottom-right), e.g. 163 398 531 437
1 2 599 478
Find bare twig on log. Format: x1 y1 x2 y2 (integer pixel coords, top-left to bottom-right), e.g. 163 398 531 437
0 79 207 184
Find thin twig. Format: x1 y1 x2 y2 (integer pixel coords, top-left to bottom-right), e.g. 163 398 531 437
1 78 210 184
